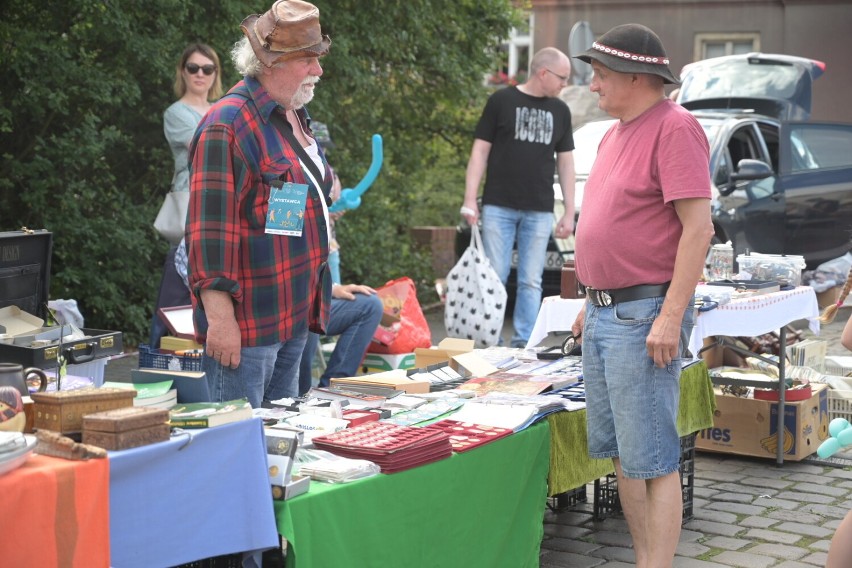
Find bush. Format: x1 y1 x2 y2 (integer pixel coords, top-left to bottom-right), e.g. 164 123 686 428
0 0 517 345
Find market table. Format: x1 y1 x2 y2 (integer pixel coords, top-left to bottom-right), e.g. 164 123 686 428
526 289 820 466
688 286 819 466
109 417 278 568
546 360 715 495
275 420 550 568
274 362 715 567
0 453 111 567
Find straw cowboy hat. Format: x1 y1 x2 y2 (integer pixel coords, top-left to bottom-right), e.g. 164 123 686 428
575 23 679 85
241 0 331 67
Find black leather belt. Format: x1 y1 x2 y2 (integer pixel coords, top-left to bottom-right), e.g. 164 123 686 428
581 282 670 307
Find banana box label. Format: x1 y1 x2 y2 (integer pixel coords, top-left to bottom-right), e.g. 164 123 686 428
697 384 828 461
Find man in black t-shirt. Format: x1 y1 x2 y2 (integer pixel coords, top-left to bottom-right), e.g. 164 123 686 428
461 47 576 347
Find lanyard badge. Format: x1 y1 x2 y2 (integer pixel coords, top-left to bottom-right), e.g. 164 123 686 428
266 181 310 236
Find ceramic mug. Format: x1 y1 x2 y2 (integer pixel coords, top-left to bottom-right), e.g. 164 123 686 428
0 363 48 397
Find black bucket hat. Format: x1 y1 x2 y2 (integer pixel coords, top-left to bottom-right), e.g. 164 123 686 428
575 23 679 85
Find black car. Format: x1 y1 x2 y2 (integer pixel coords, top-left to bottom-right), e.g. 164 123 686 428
676 53 852 268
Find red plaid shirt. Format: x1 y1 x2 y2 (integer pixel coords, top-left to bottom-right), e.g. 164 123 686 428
186 77 331 346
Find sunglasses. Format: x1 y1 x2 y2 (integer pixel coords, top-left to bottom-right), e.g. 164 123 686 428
185 63 217 76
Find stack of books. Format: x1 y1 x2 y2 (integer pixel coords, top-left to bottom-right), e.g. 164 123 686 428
168 398 252 428
787 339 827 372
101 380 177 409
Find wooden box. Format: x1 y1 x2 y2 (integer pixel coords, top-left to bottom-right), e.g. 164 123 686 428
82 406 171 450
83 423 171 451
31 387 135 433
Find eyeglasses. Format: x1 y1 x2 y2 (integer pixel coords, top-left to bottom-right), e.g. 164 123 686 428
545 68 570 83
185 63 217 76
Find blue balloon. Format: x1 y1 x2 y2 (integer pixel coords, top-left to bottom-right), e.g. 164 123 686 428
329 134 383 213
838 426 852 447
830 417 850 438
818 437 842 459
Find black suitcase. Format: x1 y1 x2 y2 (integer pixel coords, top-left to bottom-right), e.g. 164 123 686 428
0 229 123 370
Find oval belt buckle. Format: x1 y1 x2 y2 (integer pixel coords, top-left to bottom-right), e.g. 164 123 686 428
599 290 613 307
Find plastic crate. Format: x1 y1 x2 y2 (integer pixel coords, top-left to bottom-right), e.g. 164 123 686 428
547 483 588 512
593 433 696 522
828 389 852 423
138 344 203 372
826 356 852 378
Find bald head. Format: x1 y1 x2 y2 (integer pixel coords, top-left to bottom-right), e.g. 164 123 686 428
530 47 570 75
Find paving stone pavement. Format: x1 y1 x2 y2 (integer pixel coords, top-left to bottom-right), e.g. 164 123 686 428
540 311 852 567
540 453 852 567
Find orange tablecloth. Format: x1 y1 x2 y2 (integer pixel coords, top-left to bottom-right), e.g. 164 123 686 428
0 454 110 567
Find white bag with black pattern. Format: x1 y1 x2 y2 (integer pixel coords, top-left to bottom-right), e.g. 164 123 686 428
444 224 507 347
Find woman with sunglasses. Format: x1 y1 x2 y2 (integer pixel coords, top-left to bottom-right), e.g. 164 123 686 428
166 43 223 198
149 43 223 350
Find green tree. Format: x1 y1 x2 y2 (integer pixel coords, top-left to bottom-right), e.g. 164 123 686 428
0 0 517 345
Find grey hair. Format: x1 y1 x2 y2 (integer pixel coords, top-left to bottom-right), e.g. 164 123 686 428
231 37 264 77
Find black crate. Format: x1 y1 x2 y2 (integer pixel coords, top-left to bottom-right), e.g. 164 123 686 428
547 483 588 512
138 344 203 371
593 433 696 522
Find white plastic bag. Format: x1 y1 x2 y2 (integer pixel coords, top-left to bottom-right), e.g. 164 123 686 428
153 191 190 244
444 224 507 347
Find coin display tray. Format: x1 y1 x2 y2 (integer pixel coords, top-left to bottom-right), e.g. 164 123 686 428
424 419 513 453
313 422 453 473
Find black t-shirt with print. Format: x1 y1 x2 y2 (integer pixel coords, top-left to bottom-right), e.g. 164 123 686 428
474 86 574 212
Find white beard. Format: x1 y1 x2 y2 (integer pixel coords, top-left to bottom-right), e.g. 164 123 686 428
290 76 319 109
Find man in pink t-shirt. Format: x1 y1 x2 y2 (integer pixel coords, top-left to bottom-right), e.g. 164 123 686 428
570 24 713 567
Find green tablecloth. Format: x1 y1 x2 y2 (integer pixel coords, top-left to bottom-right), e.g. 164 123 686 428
276 421 550 568
547 360 716 495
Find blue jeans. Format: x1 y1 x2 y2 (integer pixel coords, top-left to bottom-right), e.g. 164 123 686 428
481 205 552 347
298 292 384 395
583 296 694 479
203 332 308 408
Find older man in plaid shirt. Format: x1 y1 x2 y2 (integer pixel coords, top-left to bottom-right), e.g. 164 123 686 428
186 0 333 407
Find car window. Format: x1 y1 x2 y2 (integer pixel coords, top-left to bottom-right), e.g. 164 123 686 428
680 59 804 102
788 124 852 171
757 123 780 172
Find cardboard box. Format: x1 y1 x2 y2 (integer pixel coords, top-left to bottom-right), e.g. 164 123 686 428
414 338 474 369
361 352 416 373
449 351 498 378
816 286 840 309
696 384 829 461
272 475 310 500
699 336 746 369
330 369 430 394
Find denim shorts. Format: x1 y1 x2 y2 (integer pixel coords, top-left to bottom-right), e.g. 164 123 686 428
582 296 694 479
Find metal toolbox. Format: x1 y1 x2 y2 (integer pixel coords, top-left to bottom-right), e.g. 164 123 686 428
0 229 123 370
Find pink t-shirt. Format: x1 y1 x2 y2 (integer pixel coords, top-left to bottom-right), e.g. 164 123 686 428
574 99 711 290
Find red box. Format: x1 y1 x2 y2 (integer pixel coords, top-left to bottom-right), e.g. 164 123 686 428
342 410 381 427
753 385 812 402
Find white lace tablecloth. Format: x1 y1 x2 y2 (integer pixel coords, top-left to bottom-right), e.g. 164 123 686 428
688 286 820 359
527 287 821 357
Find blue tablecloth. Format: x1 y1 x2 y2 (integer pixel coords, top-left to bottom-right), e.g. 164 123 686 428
109 417 278 567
